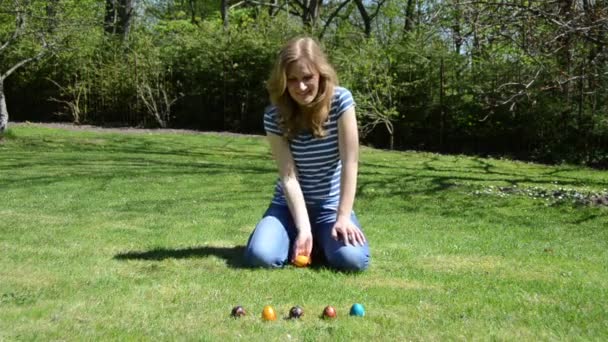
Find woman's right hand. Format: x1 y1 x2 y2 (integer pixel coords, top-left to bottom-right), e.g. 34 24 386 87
291 230 313 262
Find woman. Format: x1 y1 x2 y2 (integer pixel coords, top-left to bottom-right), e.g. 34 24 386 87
244 37 370 271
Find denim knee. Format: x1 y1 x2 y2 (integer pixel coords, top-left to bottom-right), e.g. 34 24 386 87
244 211 292 268
325 246 370 271
244 246 285 268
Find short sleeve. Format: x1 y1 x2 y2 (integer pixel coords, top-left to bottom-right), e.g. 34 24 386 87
335 88 356 120
263 106 283 135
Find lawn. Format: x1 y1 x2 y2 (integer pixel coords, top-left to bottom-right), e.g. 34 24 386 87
1 123 607 340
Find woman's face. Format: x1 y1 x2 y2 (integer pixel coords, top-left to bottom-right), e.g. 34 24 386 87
286 59 320 106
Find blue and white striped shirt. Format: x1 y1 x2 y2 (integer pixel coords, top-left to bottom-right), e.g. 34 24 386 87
264 87 355 207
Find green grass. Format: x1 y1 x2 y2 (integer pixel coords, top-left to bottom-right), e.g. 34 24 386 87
1 123 607 341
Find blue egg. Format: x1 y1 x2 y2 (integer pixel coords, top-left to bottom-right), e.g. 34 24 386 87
350 303 365 317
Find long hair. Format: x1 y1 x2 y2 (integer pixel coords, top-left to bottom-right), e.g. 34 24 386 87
267 37 338 139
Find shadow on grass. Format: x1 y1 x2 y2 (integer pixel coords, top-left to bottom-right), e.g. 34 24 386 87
113 246 364 274
114 245 247 268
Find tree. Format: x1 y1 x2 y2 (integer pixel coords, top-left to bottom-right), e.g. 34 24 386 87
104 0 136 41
0 0 53 133
403 0 416 33
1 0 99 133
221 0 228 28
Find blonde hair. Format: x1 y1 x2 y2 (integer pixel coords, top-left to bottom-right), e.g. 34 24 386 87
267 37 338 139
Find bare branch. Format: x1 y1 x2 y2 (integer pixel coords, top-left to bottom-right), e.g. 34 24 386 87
229 0 246 9
231 0 285 10
320 0 351 39
370 0 386 20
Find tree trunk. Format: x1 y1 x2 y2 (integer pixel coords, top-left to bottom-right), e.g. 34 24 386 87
403 0 415 33
557 0 574 101
439 58 445 151
105 0 136 41
121 0 135 41
188 0 198 24
353 0 372 37
302 0 322 28
0 79 8 134
452 0 462 53
221 0 229 29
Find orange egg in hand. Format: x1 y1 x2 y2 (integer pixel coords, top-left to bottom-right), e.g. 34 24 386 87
262 305 277 321
293 255 310 267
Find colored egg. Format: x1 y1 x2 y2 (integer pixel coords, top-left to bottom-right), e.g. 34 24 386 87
293 255 310 267
349 303 365 317
322 305 337 319
289 306 304 319
231 305 246 318
262 305 277 321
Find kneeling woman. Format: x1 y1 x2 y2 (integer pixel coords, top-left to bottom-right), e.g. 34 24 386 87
244 37 370 271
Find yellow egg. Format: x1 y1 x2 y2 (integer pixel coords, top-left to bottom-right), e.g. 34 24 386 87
293 255 310 267
262 305 277 321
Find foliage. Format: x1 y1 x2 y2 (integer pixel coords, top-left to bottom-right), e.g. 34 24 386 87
3 0 608 165
151 10 302 131
332 36 403 149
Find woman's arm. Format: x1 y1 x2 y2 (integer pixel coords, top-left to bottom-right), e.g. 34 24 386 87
337 106 359 219
334 106 366 246
266 133 313 258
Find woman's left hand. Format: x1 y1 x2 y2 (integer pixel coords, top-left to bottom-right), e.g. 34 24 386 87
331 215 366 246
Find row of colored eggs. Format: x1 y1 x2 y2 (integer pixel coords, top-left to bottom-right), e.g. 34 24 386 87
231 304 365 320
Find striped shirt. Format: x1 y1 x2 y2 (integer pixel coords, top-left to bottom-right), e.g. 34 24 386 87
264 87 355 207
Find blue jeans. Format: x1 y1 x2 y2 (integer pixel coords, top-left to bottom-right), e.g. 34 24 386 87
244 203 370 271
